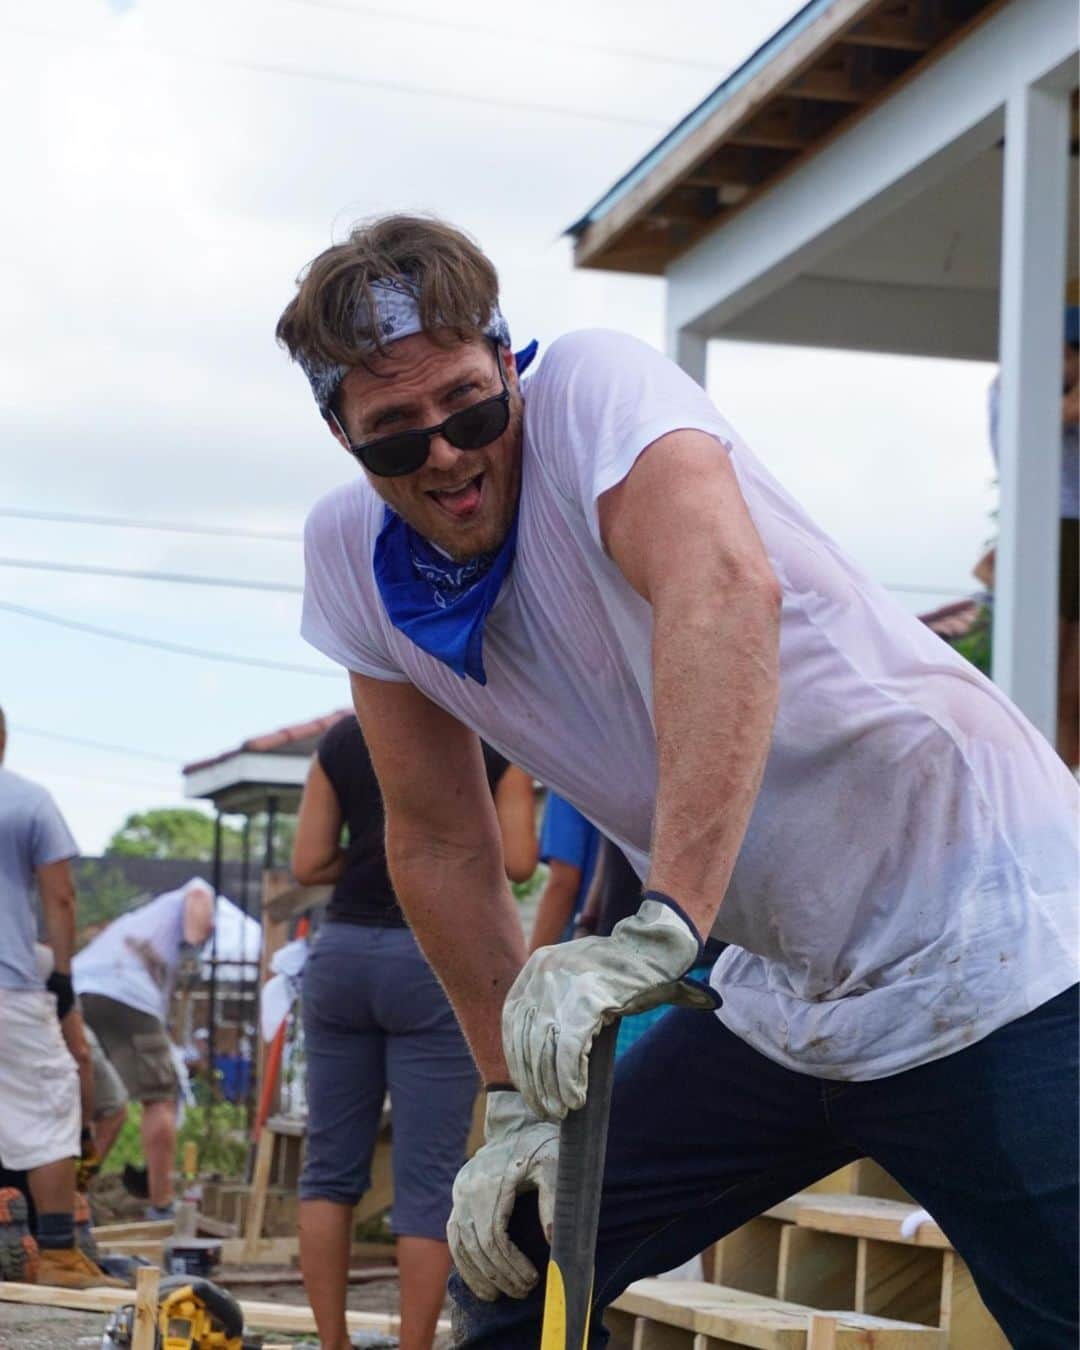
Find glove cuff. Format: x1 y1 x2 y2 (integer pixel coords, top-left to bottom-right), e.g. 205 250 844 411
483 1087 537 1139
641 890 705 961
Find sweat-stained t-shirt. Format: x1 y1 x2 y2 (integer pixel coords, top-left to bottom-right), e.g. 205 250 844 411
300 328 1079 1082
74 878 210 1021
0 766 79 990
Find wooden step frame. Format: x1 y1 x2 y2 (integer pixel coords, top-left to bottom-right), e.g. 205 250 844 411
698 1190 1007 1348
607 1279 945 1349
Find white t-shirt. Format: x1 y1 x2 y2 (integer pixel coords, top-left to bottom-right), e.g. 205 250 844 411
301 329 1078 1081
74 878 209 1021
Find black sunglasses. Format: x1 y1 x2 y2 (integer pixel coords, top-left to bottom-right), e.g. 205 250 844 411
329 348 511 478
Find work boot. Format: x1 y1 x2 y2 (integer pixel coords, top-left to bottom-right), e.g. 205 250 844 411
0 1187 38 1283
73 1191 102 1266
37 1244 128 1289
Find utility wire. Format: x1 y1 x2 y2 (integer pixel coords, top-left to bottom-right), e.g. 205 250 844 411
21 765 182 793
13 724 182 765
0 601 340 678
0 558 303 595
0 506 302 544
1 23 672 130
285 0 728 75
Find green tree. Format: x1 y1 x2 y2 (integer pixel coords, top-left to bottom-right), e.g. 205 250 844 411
105 807 296 866
106 808 241 861
75 860 143 944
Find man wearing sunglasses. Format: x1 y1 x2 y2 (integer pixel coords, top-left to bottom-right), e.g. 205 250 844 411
278 215 1078 1350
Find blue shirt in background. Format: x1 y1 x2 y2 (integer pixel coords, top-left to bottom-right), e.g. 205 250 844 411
538 794 600 942
0 765 78 989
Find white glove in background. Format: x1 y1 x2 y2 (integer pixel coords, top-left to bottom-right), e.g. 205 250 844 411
503 896 717 1121
447 1089 559 1302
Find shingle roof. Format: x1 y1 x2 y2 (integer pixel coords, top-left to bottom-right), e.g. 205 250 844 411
182 709 351 776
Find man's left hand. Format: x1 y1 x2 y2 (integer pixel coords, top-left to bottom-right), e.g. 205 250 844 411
503 894 718 1120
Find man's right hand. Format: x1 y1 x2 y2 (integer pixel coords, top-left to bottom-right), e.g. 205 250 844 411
447 1089 558 1301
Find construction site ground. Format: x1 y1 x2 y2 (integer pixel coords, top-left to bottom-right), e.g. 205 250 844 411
0 1267 450 1349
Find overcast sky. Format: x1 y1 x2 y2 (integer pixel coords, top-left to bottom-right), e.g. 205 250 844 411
2 0 998 856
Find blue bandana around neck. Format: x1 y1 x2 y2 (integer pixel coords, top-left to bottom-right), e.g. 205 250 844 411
371 341 537 685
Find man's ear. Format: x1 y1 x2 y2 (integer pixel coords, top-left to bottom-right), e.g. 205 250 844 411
499 344 520 393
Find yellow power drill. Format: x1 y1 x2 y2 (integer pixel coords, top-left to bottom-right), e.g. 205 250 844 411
100 1275 263 1350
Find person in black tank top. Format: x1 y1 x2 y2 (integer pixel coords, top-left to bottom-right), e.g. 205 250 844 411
292 715 536 1350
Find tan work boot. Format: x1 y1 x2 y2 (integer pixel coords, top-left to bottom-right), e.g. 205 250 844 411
37 1244 128 1289
0 1187 38 1283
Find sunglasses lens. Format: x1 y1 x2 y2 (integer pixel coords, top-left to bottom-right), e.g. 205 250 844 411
360 433 431 478
443 395 509 451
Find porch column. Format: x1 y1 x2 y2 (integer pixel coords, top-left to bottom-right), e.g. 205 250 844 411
991 81 1070 737
669 324 709 387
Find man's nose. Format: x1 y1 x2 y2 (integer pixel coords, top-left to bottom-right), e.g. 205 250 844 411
426 433 465 471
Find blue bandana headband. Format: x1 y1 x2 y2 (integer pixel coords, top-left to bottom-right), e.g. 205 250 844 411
296 277 514 416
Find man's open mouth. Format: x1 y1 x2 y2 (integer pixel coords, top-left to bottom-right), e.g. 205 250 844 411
428 472 485 519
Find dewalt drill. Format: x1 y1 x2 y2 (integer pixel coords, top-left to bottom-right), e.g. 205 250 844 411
100 1275 263 1350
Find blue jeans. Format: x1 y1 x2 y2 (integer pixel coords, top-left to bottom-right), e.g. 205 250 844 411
301 923 478 1238
450 985 1078 1349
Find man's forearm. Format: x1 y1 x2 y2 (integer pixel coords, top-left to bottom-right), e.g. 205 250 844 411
647 582 780 938
387 826 527 1082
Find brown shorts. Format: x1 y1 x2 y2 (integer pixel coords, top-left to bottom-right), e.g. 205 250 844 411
79 994 178 1104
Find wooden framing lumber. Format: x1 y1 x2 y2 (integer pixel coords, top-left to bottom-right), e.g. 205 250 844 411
777 1195 950 1249
776 1226 857 1309
854 1238 943 1326
132 1266 159 1350
611 1280 945 1348
0 1281 449 1337
707 1216 785 1294
938 1252 1009 1349
90 1220 173 1242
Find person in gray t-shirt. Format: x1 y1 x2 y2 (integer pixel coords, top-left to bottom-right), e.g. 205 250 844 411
0 735 78 993
0 707 124 1289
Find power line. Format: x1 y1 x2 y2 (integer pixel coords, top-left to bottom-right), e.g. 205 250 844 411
0 506 302 544
19 765 182 793
0 557 303 594
285 0 727 75
13 724 182 764
1 22 671 130
0 601 341 677
0 553 966 602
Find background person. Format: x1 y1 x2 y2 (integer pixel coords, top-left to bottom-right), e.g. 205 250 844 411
74 876 214 1219
0 707 123 1289
291 713 535 1350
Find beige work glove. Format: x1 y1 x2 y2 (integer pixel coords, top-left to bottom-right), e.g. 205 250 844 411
447 1089 558 1301
503 894 719 1121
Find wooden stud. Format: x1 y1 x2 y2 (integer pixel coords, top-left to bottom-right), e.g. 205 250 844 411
707 1216 784 1294
603 1304 638 1350
242 1125 275 1261
807 1314 838 1350
131 1265 160 1350
632 1316 696 1350
939 1251 1010 1349
851 1160 914 1203
855 1237 943 1326
776 1226 857 1309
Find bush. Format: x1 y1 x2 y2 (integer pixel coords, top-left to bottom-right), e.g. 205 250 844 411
102 1101 249 1179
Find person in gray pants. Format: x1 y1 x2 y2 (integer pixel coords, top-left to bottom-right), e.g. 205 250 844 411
292 714 536 1350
